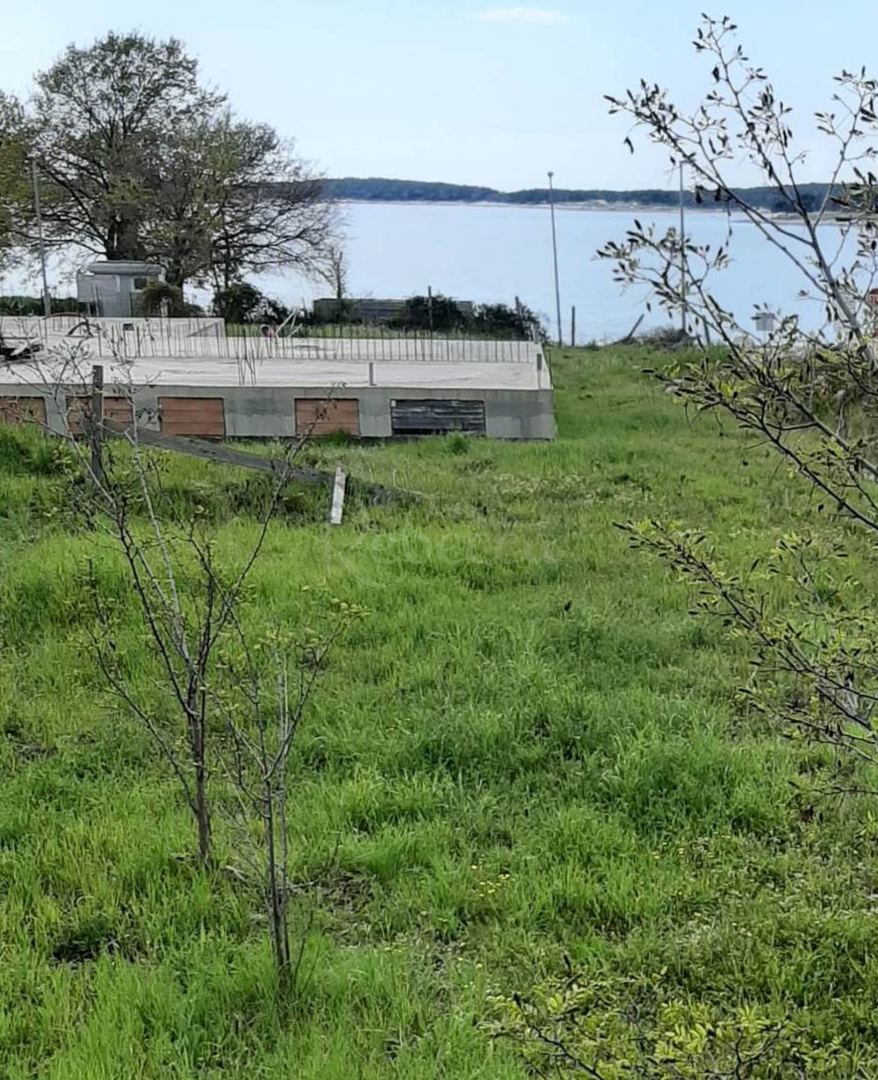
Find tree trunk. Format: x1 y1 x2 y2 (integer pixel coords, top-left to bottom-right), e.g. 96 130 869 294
106 215 143 262
165 263 186 290
188 688 211 866
194 755 211 866
264 790 291 993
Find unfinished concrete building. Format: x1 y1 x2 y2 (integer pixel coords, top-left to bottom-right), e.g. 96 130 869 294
0 317 556 441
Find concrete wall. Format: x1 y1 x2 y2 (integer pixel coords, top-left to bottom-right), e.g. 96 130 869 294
0 383 556 441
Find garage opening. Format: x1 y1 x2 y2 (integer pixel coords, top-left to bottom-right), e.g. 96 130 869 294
159 397 225 439
0 396 47 428
65 396 134 437
391 399 486 436
295 398 360 437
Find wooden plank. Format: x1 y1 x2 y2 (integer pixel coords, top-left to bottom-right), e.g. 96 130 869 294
0 396 47 427
295 398 360 437
101 421 408 504
159 396 225 439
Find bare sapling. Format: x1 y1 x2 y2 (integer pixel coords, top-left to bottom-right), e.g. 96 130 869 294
597 16 878 787
5 338 313 867
214 598 365 993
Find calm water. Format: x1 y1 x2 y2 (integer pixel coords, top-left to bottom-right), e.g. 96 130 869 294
256 202 847 343
7 202 846 341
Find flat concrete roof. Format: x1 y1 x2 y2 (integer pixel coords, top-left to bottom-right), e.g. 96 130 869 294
0 321 543 364
1 355 551 391
1 322 550 392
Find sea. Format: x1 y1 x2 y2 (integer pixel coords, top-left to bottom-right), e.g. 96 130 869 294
5 201 859 342
253 201 856 343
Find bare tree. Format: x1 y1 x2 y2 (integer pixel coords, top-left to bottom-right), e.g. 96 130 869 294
84 429 303 866
317 244 350 319
148 113 335 291
205 131 334 293
215 603 363 992
599 16 878 786
77 395 363 986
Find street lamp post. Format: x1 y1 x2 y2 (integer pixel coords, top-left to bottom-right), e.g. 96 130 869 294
31 160 52 318
547 171 563 347
678 162 686 335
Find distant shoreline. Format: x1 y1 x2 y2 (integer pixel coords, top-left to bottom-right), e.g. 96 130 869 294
322 177 836 215
333 198 730 212
333 200 840 224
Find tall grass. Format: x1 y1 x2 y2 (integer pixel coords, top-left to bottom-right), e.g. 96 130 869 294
1 348 878 1076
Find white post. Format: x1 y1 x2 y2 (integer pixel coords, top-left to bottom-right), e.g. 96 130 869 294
329 467 347 526
548 171 563 348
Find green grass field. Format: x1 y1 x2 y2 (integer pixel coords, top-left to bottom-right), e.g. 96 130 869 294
2 348 878 1077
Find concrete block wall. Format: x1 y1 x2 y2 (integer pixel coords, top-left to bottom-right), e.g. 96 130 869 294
0 382 557 441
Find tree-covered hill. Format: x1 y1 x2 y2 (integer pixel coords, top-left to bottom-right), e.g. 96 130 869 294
323 176 833 212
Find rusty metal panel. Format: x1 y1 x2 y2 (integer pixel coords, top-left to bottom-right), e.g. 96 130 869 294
66 395 134 437
391 398 486 435
158 397 225 439
295 398 360 437
0 396 47 427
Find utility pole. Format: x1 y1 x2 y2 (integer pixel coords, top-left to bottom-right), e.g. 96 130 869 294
678 162 686 335
31 160 52 318
547 171 563 348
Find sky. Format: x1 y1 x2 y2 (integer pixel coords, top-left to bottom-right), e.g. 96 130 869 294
2 0 878 191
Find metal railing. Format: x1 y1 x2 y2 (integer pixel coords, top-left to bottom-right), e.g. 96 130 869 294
0 317 542 365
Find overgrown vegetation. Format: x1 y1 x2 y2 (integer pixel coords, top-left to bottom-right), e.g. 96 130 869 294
0 294 84 316
3 349 878 1076
301 293 544 340
211 282 291 326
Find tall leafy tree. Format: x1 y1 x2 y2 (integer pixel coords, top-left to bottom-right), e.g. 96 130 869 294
31 32 223 261
0 92 31 267
24 32 333 289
